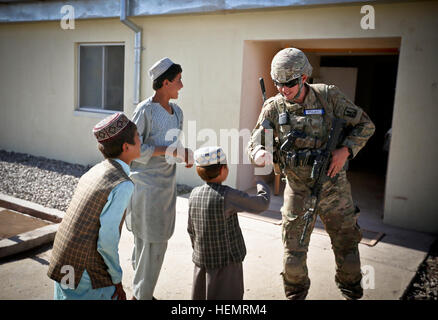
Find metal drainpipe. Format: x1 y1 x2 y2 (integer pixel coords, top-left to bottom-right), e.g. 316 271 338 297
120 0 142 105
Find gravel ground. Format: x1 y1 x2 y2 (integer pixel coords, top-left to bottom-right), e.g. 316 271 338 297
402 238 438 300
0 150 193 212
0 149 436 300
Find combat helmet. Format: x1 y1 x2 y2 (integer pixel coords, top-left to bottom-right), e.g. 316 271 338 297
270 48 313 83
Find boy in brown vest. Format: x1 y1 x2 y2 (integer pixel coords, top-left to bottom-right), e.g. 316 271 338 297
47 112 140 300
188 146 271 299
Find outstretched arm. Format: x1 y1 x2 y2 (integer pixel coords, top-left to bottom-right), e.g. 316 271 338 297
224 181 271 217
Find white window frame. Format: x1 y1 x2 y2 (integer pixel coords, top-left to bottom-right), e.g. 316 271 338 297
77 43 125 114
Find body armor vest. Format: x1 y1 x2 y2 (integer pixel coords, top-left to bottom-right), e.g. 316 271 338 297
275 84 334 168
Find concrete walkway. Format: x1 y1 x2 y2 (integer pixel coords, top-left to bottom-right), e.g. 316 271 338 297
0 191 435 300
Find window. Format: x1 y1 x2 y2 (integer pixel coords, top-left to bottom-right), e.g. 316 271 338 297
78 44 124 112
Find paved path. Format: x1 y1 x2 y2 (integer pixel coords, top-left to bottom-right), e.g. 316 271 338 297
0 195 435 300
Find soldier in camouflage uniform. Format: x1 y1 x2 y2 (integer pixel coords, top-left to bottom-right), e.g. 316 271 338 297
247 48 375 300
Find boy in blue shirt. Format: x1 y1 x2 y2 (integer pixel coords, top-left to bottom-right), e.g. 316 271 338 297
48 112 140 300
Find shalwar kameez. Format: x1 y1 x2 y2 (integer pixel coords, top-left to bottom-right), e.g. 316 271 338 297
126 96 184 299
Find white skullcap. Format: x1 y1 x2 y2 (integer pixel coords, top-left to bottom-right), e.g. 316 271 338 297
148 57 174 81
194 146 227 167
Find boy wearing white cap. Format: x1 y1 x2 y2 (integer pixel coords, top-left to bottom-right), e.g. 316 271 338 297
188 146 271 300
127 57 194 300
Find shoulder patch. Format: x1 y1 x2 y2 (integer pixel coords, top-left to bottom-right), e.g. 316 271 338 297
344 107 358 118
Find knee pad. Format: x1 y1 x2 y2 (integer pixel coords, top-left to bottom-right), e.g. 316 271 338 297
284 252 307 278
341 250 361 273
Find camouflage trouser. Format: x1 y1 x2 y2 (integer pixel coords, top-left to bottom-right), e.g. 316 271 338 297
281 169 363 300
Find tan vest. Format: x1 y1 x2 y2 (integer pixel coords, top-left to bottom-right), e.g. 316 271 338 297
47 159 131 289
275 83 333 150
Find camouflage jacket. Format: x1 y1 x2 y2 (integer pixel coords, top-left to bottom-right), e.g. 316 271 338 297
247 83 375 176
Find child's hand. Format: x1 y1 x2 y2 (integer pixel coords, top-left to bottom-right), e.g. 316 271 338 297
112 282 126 300
184 148 194 168
173 147 194 168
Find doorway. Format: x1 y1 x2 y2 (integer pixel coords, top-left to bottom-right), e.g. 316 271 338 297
318 54 399 220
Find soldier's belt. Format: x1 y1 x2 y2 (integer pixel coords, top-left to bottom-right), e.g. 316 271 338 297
283 149 321 167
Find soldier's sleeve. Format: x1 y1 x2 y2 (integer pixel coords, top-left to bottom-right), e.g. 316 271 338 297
247 99 279 164
328 85 376 159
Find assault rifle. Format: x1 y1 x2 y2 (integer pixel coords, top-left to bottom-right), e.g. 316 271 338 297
299 117 346 246
259 77 267 102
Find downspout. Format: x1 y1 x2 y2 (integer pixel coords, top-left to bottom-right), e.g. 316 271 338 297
120 0 142 105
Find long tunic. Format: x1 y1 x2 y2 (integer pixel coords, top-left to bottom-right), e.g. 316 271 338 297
126 97 184 242
54 159 133 300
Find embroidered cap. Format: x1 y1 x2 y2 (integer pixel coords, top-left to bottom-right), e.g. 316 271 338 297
149 57 174 81
93 112 130 142
194 146 227 167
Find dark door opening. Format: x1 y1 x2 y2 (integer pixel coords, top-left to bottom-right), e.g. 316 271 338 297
319 54 399 219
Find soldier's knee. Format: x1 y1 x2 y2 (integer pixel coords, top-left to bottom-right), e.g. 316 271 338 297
341 250 361 272
331 223 362 249
345 226 362 246
284 252 307 277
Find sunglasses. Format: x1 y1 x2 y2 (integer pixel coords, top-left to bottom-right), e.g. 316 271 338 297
274 77 301 88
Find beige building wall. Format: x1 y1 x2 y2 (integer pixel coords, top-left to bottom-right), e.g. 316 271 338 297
238 41 281 190
379 3 438 233
0 2 437 232
0 19 135 165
